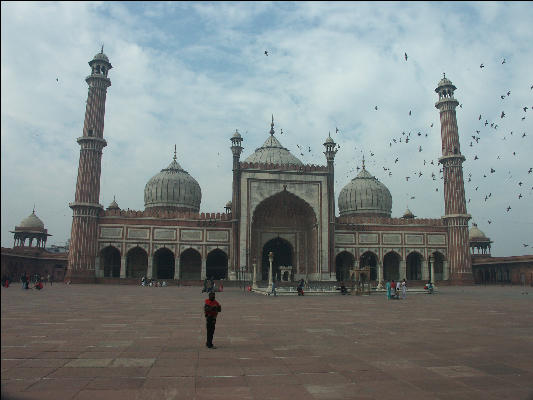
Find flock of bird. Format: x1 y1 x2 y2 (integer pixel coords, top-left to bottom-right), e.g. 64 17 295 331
261 49 532 249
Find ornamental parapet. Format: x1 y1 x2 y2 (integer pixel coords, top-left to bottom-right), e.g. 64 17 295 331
101 208 232 221
240 161 328 172
336 215 444 226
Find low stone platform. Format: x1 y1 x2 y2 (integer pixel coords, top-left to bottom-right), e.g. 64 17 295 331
1 284 532 399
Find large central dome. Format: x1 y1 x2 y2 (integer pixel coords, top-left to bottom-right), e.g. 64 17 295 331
144 154 201 212
244 118 303 166
338 164 392 217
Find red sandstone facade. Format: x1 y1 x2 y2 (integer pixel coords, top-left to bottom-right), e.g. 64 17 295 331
65 51 520 285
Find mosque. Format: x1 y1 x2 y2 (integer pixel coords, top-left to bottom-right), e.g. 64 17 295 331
57 49 480 286
2 48 512 287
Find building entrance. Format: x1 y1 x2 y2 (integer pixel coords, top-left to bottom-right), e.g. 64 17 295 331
262 238 292 281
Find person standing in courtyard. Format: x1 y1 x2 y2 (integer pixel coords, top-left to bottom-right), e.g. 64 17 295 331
386 280 391 300
204 291 221 349
401 279 407 299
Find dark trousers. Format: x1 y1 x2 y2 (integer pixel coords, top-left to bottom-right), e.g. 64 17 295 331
206 316 217 347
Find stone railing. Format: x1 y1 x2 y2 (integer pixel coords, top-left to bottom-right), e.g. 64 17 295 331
240 161 328 172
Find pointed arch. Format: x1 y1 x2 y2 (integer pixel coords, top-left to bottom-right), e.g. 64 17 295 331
100 245 121 278
335 251 354 282
180 248 201 280
406 251 423 280
383 251 400 281
153 247 175 279
126 246 148 278
206 249 228 280
360 251 378 281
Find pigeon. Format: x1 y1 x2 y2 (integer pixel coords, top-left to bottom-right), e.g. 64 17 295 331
490 168 495 173
488 220 492 224
502 58 506 64
501 111 505 118
480 63 484 68
430 123 434 127
507 91 511 96
336 127 339 134
518 194 523 199
395 158 399 163
506 206 511 212
375 106 378 110
518 182 523 186
523 244 529 247
501 95 505 99
264 50 268 56
529 168 532 174
406 176 410 181
524 107 528 112
404 52 408 61
479 114 482 120
56 78 59 82
409 110 412 116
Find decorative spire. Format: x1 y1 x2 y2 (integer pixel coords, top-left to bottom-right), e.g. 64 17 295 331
270 114 275 135
362 154 366 170
443 72 445 79
33 204 35 214
101 44 104 54
173 144 177 161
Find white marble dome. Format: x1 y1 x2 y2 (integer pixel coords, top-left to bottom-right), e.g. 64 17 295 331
338 166 392 217
19 211 45 229
144 157 201 212
244 135 303 166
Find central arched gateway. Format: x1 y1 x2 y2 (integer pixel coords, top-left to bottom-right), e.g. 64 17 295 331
262 237 293 281
251 191 317 281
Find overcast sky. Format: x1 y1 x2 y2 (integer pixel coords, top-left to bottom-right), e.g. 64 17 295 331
1 2 532 257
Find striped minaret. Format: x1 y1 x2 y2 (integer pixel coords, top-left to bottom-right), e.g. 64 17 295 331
435 74 473 284
323 133 337 277
66 48 112 282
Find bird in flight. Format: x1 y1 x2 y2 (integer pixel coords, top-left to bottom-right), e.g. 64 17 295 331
336 127 339 134
501 111 505 118
409 110 412 116
375 106 378 110
502 58 506 64
56 78 59 82
480 63 484 68
478 114 482 120
523 244 529 247
524 107 528 112
404 52 408 61
506 206 511 212
264 50 268 56
474 155 479 160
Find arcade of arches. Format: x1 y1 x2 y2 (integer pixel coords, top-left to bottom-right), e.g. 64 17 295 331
251 191 317 280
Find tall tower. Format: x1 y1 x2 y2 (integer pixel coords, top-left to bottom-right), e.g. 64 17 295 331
66 49 112 282
323 133 337 274
230 128 243 279
435 74 472 283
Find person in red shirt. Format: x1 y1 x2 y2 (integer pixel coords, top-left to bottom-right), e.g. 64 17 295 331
204 292 222 349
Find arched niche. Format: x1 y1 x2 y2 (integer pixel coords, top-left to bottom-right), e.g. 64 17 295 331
100 245 121 278
251 190 317 277
383 251 400 281
126 247 148 279
360 251 378 281
180 248 201 280
335 251 354 282
431 251 445 281
206 249 228 280
153 247 175 279
406 251 423 281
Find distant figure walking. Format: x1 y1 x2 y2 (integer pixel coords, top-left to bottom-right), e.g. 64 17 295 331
270 280 277 296
401 279 407 299
204 292 222 349
297 279 305 296
390 280 396 299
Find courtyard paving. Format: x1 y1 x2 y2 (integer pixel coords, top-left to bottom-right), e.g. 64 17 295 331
1 283 532 400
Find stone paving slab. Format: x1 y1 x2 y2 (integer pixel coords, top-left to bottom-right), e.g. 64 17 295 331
1 284 533 399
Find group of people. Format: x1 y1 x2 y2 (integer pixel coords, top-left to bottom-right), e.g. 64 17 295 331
141 276 167 287
16 272 48 290
202 277 223 293
385 279 407 300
